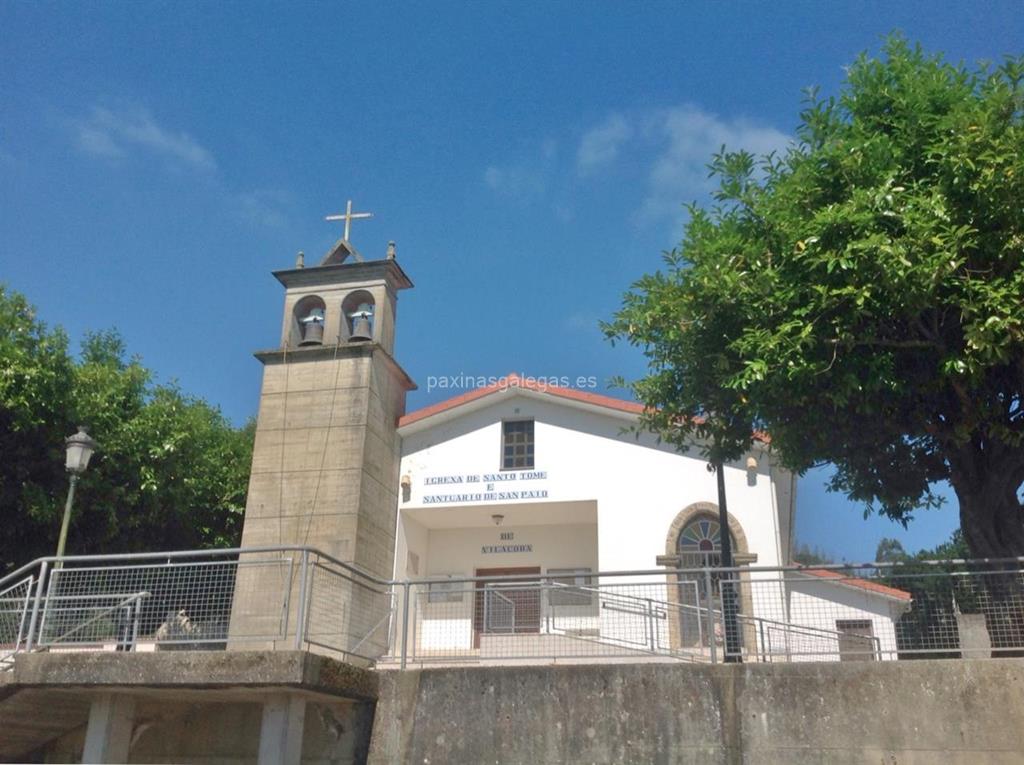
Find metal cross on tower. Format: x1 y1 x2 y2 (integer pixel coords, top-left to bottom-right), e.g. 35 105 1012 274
325 200 373 242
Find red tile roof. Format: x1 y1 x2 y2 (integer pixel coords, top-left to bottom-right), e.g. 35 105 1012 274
398 373 646 428
801 568 912 602
398 372 770 443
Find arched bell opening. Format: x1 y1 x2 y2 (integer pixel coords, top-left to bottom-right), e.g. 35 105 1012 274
293 295 327 347
342 290 375 343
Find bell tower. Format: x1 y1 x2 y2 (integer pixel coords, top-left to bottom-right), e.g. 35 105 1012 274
238 216 415 578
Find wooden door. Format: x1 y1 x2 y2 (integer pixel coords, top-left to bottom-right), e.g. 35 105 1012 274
473 567 541 648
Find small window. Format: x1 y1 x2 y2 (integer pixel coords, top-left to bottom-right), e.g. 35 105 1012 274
835 619 876 661
502 420 535 470
547 568 593 606
427 575 464 604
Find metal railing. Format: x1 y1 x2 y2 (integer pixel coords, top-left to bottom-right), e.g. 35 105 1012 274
386 559 1024 666
1 549 1021 668
0 575 34 667
0 546 394 665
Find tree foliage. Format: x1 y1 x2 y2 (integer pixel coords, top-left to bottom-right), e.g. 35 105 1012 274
792 542 837 565
604 37 1024 557
0 285 254 571
874 537 910 563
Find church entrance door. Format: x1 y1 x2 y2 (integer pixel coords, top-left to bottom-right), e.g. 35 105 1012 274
473 567 541 648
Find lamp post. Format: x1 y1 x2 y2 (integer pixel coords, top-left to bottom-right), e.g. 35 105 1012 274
713 458 742 663
56 426 98 560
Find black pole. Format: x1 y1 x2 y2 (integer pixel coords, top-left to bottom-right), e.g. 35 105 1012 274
715 460 742 662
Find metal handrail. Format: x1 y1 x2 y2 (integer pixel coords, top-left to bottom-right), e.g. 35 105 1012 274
0 560 45 595
4 546 1024 593
37 591 150 648
482 586 517 634
2 545 1021 669
0 576 35 660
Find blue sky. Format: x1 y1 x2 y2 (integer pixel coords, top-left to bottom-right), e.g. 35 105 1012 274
3 2 1020 561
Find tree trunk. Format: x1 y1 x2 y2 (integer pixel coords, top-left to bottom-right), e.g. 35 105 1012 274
956 486 1024 561
952 474 1024 657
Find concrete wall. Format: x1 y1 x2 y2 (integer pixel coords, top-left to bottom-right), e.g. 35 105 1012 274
368 659 1024 764
42 698 373 765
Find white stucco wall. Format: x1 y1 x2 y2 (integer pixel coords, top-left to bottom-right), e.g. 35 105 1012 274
784 577 908 660
396 392 788 575
388 389 908 663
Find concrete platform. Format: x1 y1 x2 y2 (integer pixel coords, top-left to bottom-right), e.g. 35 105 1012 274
0 651 377 763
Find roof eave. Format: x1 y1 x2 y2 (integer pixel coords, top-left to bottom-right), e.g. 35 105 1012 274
397 385 641 436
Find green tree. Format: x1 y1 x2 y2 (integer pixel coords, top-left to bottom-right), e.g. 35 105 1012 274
916 528 971 560
0 286 254 570
876 529 978 659
604 37 1024 560
875 537 911 563
792 542 836 565
0 285 75 566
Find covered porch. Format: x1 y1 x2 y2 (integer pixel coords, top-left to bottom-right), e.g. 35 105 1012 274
394 499 603 660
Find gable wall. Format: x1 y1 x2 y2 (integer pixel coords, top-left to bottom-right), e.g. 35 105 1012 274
397 394 790 574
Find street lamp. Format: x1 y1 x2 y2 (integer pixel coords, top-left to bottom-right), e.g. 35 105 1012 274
712 458 742 663
56 426 98 560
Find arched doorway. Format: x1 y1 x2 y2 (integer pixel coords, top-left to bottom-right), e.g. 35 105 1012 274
663 502 752 652
676 514 734 646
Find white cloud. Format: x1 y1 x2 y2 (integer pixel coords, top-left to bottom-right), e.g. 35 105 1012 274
573 105 790 230
576 113 631 174
70 103 292 228
483 164 546 201
636 106 790 226
236 188 293 228
74 106 216 171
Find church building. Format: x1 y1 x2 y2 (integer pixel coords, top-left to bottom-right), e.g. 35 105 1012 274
236 206 910 664
391 376 911 662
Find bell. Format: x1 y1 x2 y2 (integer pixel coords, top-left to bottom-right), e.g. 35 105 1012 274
299 309 325 346
349 311 373 342
300 321 324 346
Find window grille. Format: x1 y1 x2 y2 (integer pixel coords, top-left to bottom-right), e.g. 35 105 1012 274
502 420 535 470
427 576 464 604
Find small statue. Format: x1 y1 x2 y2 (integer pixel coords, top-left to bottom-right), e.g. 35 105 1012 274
295 251 305 269
386 241 396 260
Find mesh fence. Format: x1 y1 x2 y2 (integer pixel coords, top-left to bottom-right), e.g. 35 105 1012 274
0 575 34 665
38 553 295 650
392 574 714 665
303 555 396 662
2 551 1021 666
388 562 1024 666
714 563 1024 662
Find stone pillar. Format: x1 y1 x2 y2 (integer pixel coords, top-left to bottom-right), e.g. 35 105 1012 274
956 612 992 656
82 693 136 764
258 693 307 765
